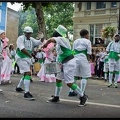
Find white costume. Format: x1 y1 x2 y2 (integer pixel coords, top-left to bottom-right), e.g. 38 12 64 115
15 35 42 73
53 37 76 84
73 38 91 78
1 37 12 83
106 41 120 86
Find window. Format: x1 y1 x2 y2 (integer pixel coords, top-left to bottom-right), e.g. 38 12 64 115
96 2 106 9
90 25 94 44
111 2 117 7
90 24 103 45
86 2 91 10
95 24 103 37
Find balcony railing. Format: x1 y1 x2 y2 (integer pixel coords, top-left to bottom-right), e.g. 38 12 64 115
84 8 118 16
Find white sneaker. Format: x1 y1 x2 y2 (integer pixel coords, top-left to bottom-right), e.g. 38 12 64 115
0 89 3 92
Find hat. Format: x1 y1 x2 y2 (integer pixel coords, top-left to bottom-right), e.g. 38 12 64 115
23 26 33 33
115 34 120 37
54 25 67 37
0 30 5 35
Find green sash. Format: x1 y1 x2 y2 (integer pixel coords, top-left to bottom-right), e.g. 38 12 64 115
16 48 32 58
104 58 108 63
39 59 44 64
108 51 119 61
16 36 33 58
74 49 87 56
58 46 73 63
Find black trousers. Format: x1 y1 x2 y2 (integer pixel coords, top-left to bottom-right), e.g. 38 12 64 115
14 62 20 74
98 61 104 77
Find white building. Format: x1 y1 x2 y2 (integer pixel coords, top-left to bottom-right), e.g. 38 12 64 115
72 2 119 46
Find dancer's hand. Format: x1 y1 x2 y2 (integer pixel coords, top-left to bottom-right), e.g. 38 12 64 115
31 57 35 63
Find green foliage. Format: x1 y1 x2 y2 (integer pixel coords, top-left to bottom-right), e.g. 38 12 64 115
101 26 117 39
18 7 38 38
44 2 74 38
11 2 74 39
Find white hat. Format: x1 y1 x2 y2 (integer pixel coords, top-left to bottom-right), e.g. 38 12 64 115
0 30 5 35
54 25 67 37
23 26 33 33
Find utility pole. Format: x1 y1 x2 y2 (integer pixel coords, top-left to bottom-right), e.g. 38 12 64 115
118 2 120 34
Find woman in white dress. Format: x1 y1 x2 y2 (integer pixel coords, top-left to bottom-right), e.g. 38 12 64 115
1 36 12 84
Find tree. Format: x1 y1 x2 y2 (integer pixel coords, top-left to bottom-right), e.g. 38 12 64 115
10 2 74 39
18 7 38 38
10 2 53 39
44 2 74 38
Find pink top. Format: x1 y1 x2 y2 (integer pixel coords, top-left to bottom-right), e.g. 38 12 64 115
42 40 54 61
2 37 9 59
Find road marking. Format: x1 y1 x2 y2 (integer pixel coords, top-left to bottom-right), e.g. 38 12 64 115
60 98 120 108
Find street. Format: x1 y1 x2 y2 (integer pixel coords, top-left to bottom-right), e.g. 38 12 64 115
0 74 120 118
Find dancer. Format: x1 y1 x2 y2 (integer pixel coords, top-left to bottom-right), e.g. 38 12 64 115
15 26 44 100
73 29 92 97
42 25 87 106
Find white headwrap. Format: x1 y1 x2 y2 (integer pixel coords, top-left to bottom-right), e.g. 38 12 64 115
0 30 5 35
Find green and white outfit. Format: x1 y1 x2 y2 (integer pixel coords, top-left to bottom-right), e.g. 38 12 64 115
15 35 42 93
53 37 83 97
106 41 120 85
103 53 109 80
73 37 92 93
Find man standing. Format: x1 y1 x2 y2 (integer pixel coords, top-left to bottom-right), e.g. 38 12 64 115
15 26 44 100
106 34 120 88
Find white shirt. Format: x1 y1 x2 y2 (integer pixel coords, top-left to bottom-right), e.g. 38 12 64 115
53 37 71 56
36 51 45 59
99 52 106 62
15 35 42 60
73 38 92 59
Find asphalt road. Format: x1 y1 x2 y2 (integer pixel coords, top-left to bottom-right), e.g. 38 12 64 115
0 74 120 118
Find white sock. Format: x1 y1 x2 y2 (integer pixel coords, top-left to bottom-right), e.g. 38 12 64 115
114 74 119 84
24 80 30 93
109 73 113 84
104 73 108 80
74 86 83 97
17 77 24 88
55 86 62 96
80 79 87 93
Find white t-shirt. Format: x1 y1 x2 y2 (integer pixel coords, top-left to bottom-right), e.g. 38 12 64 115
36 51 45 59
73 38 91 59
15 35 42 60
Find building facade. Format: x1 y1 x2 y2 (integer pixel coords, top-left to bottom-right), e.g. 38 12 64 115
72 2 119 46
0 2 7 31
6 8 19 47
0 2 19 48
